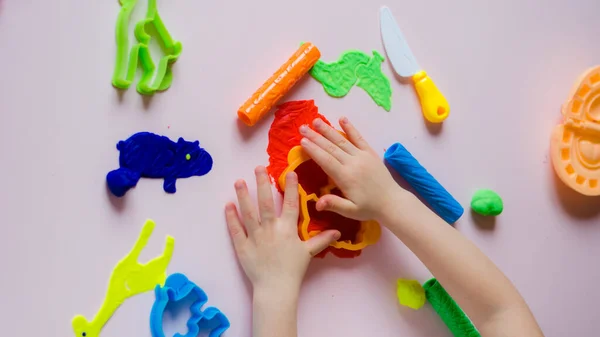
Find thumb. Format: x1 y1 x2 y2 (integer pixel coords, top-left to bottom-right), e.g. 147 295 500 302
316 194 358 219
306 230 341 256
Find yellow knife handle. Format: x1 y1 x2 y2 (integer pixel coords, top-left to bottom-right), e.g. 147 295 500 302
412 71 450 123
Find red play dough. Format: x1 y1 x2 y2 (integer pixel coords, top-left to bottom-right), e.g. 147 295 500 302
266 100 363 258
306 197 363 258
294 159 328 196
266 100 332 191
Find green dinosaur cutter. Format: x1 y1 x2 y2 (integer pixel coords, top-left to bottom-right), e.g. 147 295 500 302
111 0 182 95
112 0 139 89
133 0 182 95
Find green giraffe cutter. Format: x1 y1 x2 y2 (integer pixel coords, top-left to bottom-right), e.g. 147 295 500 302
111 0 182 95
71 220 175 337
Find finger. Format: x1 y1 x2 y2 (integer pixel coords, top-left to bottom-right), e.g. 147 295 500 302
316 194 360 220
312 118 358 155
225 202 247 251
300 137 343 179
234 179 260 232
299 122 348 162
306 230 341 256
339 117 370 151
255 166 276 223
281 171 300 222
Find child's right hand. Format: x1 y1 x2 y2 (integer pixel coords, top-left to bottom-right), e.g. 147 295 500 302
299 117 410 222
301 118 545 337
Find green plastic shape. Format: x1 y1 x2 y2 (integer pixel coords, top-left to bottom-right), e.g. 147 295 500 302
423 278 481 337
471 189 503 216
71 220 175 337
111 0 182 95
396 279 426 310
310 50 370 97
356 51 392 111
112 0 139 89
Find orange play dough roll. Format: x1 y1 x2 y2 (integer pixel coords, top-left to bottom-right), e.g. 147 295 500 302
550 66 600 196
237 43 321 126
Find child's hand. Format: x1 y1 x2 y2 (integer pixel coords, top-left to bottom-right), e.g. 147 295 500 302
225 166 341 297
299 117 408 222
299 119 545 337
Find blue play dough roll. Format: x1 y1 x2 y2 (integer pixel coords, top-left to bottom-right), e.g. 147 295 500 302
384 143 464 224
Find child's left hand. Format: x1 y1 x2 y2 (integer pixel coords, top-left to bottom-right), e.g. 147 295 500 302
225 166 341 297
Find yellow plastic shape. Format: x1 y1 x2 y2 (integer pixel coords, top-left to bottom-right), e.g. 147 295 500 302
71 220 175 337
396 279 426 310
413 71 450 123
278 146 381 251
551 66 600 196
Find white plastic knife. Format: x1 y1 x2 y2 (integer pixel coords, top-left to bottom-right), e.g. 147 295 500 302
380 6 450 123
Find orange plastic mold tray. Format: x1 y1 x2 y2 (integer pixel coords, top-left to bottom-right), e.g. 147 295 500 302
278 146 381 251
551 66 600 196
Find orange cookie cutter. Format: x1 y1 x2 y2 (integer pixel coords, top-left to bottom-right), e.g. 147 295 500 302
278 146 381 251
551 66 600 196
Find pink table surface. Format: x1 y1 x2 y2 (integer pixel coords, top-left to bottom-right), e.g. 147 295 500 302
1 0 599 336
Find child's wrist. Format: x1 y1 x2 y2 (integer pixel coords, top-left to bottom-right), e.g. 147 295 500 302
375 187 419 227
253 285 299 308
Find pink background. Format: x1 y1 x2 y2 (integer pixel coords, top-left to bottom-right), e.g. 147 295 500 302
1 0 599 336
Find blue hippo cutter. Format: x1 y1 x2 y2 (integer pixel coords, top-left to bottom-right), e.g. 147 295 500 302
107 132 213 197
150 273 230 337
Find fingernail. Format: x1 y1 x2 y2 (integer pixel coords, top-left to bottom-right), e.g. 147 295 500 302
333 231 341 240
313 118 322 127
234 180 245 190
301 138 309 146
299 124 309 134
340 117 348 124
